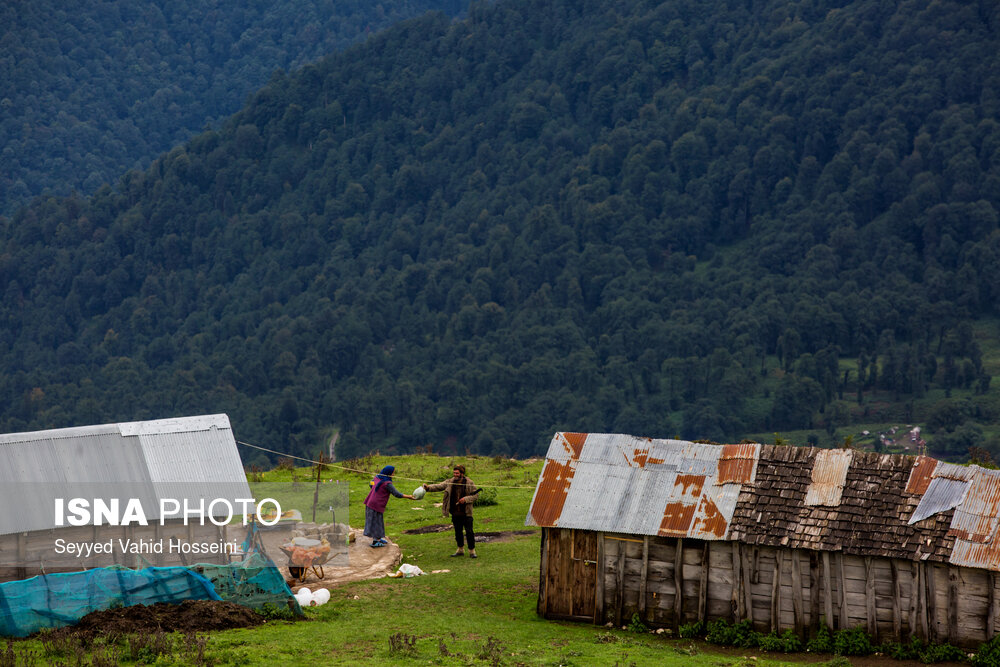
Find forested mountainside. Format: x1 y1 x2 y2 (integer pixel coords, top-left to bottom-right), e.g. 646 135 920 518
0 0 470 216
2 0 999 465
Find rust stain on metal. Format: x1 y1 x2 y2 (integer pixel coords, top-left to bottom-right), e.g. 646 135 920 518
691 493 728 539
947 470 1000 548
675 474 705 496
560 432 587 459
658 502 696 536
717 443 758 483
529 459 575 527
905 455 938 495
633 448 665 468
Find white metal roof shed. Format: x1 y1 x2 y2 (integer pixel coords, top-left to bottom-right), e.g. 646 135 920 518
0 414 251 535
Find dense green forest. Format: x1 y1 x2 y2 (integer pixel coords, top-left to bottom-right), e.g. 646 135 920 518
0 0 470 216
2 0 999 465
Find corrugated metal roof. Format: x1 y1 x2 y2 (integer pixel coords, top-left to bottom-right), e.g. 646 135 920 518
948 468 1000 544
527 432 1000 573
949 468 1000 569
908 461 975 525
526 433 749 540
803 449 853 506
905 455 938 494
0 414 250 535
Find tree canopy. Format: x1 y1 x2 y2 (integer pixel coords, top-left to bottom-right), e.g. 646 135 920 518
2 0 999 464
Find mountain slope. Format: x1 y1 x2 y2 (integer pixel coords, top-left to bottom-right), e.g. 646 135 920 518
2 0 999 463
0 0 470 215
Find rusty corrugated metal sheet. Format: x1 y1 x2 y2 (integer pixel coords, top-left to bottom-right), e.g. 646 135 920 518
803 449 853 506
908 461 975 525
717 443 760 483
905 455 939 494
948 468 1000 543
949 467 1000 570
526 433 752 540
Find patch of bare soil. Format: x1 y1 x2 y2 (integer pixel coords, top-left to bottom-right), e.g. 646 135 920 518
38 600 266 642
402 524 536 542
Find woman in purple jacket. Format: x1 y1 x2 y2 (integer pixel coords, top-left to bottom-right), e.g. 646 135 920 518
363 465 415 547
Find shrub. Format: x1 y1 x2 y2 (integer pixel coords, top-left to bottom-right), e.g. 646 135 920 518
626 613 648 634
807 623 834 654
832 626 873 656
974 635 1000 666
473 487 498 507
678 621 704 639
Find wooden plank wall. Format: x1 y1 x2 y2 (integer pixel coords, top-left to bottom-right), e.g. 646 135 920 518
0 521 232 582
540 528 998 648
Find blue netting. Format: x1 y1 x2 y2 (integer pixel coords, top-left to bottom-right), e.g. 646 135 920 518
0 566 221 637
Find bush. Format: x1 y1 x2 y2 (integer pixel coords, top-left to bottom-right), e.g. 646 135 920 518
704 619 758 648
807 623 834 654
626 613 648 633
473 487 498 507
678 621 704 639
832 626 873 656
974 635 1000 666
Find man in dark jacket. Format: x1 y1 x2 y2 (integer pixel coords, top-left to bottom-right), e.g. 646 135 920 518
423 464 478 558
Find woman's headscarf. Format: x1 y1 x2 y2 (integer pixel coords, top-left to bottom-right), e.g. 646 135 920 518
371 465 395 494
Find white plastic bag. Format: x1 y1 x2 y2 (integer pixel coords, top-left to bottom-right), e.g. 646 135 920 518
396 563 425 578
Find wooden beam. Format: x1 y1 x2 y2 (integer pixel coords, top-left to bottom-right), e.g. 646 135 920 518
673 538 684 629
809 552 820 635
890 559 902 642
822 551 833 631
731 542 742 622
864 556 877 640
615 544 625 627
947 566 959 644
925 563 937 643
791 549 804 636
698 541 710 624
538 528 549 615
741 543 754 625
771 548 782 633
838 553 848 631
639 536 649 619
910 561 921 640
989 571 996 641
595 533 605 625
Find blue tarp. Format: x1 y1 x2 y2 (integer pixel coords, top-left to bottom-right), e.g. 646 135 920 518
0 566 221 637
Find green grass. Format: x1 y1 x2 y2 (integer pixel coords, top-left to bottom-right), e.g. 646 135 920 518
9 454 840 666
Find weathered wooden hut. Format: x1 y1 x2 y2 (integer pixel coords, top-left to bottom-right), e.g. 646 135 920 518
0 414 252 580
526 432 1000 648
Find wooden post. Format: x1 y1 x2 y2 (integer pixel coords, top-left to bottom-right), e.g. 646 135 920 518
791 549 804 636
822 551 834 631
731 542 743 622
595 533 605 625
925 563 937 643
864 557 877 641
698 542 710 624
947 566 959 644
639 536 649 620
988 571 996 641
771 548 782 633
918 562 929 640
838 553 848 631
742 544 754 626
537 528 549 616
615 545 625 626
809 552 821 635
890 560 902 642
910 561 921 640
673 538 684 629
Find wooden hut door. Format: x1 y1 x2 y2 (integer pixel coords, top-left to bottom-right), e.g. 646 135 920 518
570 530 598 619
543 528 598 620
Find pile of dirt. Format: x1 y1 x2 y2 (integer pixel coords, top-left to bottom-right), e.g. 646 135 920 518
39 600 267 642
